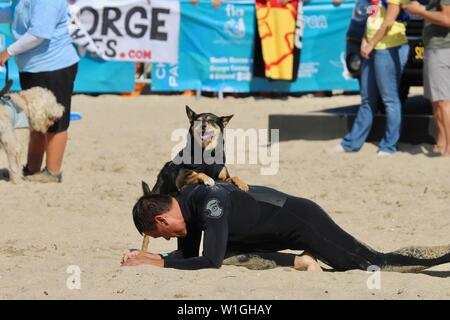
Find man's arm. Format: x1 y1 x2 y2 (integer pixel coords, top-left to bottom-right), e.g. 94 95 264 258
161 226 228 269
403 1 450 28
122 228 202 268
163 197 229 270
163 187 230 270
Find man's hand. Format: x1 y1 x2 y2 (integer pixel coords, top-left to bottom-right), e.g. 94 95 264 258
0 50 11 66
402 1 426 16
121 250 164 267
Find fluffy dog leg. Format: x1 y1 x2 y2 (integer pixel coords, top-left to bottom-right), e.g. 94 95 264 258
0 123 21 183
141 235 150 252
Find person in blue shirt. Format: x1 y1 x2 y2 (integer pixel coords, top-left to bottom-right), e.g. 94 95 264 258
0 0 79 183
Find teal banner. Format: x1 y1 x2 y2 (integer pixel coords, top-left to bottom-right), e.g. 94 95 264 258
152 0 359 92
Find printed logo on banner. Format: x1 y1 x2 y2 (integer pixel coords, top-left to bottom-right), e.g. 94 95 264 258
68 0 180 63
224 4 245 39
151 2 360 93
303 15 328 29
154 63 179 88
329 52 353 80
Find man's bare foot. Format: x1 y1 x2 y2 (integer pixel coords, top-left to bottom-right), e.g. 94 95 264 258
294 253 323 271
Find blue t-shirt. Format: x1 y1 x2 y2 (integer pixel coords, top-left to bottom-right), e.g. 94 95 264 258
11 0 79 73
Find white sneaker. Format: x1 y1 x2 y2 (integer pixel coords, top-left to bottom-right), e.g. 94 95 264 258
328 144 347 154
377 150 393 157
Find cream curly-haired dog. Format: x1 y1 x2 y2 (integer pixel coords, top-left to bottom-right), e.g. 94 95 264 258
0 81 64 183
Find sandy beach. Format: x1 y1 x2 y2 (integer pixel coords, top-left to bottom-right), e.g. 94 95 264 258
1 91 449 300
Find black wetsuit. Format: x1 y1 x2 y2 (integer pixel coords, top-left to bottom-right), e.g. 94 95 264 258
163 182 450 271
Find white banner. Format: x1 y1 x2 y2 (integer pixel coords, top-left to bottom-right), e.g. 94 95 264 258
68 0 180 63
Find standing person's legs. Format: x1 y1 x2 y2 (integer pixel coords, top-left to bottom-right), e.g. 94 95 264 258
43 64 77 176
436 100 450 156
26 130 68 175
341 57 380 152
424 48 450 155
21 64 78 180
432 103 446 153
26 131 46 173
374 45 409 153
46 131 68 174
426 54 446 153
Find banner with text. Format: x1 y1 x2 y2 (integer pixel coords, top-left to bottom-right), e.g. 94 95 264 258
152 1 359 92
69 0 180 63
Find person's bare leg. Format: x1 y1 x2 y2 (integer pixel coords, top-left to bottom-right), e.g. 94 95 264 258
27 131 46 173
438 100 450 156
432 102 446 153
294 253 323 271
45 131 68 174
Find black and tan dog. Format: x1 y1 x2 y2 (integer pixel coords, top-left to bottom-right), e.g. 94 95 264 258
152 105 248 195
140 106 248 251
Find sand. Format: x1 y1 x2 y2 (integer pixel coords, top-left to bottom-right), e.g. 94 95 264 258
1 91 450 300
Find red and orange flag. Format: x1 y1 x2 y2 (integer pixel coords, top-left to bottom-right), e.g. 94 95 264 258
255 0 302 81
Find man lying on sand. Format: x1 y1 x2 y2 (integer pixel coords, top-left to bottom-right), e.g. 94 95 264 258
122 181 450 272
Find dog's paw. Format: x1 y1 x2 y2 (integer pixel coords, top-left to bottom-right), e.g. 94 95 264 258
230 177 249 192
203 177 215 186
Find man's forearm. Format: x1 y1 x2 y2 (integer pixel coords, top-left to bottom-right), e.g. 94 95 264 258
419 9 450 28
146 258 164 267
142 251 162 260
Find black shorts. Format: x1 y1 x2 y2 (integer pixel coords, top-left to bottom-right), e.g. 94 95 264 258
19 63 78 133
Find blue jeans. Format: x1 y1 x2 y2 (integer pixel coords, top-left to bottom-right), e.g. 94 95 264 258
341 44 409 153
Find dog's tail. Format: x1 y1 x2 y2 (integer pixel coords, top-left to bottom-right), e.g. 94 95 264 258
0 80 13 97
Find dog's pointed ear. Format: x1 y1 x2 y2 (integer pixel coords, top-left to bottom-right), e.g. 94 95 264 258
220 115 234 128
186 105 196 122
142 181 152 196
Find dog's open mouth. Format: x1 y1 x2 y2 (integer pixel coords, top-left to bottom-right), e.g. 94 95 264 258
201 130 215 142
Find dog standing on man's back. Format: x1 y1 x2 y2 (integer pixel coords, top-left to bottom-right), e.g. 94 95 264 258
139 106 249 252
0 80 64 183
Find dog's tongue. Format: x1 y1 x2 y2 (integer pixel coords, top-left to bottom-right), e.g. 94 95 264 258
202 131 214 141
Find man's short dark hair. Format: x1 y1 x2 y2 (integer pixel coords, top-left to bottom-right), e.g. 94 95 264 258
132 194 173 235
